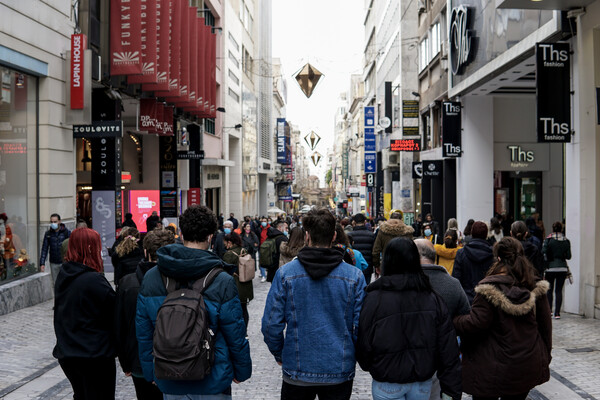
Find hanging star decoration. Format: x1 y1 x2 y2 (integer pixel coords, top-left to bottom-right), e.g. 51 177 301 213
304 131 321 151
311 152 322 167
295 63 323 98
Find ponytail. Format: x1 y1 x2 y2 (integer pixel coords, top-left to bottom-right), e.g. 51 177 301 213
488 237 536 290
443 229 458 249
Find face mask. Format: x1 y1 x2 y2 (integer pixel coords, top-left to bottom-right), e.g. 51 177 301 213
299 221 303 225
261 222 267 227
424 229 432 237
283 231 289 237
224 228 231 234
50 223 59 230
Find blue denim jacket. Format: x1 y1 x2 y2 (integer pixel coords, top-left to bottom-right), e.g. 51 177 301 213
262 258 366 384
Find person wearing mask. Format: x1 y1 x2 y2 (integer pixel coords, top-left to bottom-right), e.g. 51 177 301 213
452 221 495 304
53 228 116 399
453 237 552 400
422 222 437 244
357 237 462 400
425 213 440 242
510 221 544 277
279 226 305 266
111 227 144 287
213 220 233 259
40 213 71 284
223 233 254 333
115 229 175 400
259 217 270 245
543 221 572 319
228 213 239 230
434 230 461 275
122 213 137 229
372 212 414 274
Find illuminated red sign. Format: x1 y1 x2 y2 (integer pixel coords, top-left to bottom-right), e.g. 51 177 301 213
390 139 421 152
70 34 87 109
188 188 201 206
129 190 160 232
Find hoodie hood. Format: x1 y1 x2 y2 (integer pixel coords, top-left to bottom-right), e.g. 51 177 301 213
475 275 549 316
156 243 229 280
136 260 156 283
280 241 300 259
55 261 96 294
462 238 494 264
379 219 414 236
267 227 285 239
297 246 345 279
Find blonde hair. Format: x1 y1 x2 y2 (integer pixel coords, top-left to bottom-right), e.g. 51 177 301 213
116 228 140 257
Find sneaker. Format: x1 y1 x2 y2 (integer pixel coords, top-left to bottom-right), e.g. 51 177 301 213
554 315 561 319
261 276 266 283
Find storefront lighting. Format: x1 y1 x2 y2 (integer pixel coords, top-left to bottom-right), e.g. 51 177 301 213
80 186 93 191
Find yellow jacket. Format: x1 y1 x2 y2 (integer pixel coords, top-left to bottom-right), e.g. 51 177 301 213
434 244 461 275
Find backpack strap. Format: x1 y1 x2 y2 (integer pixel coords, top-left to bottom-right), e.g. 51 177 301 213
161 273 178 293
192 267 224 294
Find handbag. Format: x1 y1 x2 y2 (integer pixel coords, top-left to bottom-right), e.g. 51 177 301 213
237 248 256 283
566 267 573 285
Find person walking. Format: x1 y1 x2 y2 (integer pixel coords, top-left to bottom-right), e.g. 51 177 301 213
115 229 175 400
488 217 504 245
228 212 239 230
111 227 144 287
241 222 260 260
262 208 366 400
348 213 376 284
223 232 254 332
372 212 414 275
122 213 137 229
543 221 572 319
136 205 252 399
425 213 440 242
453 237 552 400
278 226 305 266
434 230 461 275
40 213 71 284
213 220 233 259
463 219 475 245
452 221 494 304
53 228 116 400
145 211 160 232
447 218 463 244
356 237 462 400
263 220 288 282
510 221 544 277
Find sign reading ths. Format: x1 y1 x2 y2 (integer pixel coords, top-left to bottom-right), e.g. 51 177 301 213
441 102 462 157
450 6 474 75
536 43 571 143
390 139 421 152
73 121 123 138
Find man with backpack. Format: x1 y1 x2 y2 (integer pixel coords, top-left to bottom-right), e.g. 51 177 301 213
347 213 375 284
136 205 252 399
262 208 366 400
260 220 288 283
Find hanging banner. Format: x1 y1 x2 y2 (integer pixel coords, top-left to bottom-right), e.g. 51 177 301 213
536 42 571 143
210 31 217 117
175 3 190 101
110 0 143 76
365 152 376 173
163 105 174 136
139 99 157 133
92 190 117 272
195 18 206 114
277 118 288 164
144 0 171 92
128 0 158 84
441 101 462 157
156 0 181 98
70 34 87 109
184 11 199 111
155 103 165 134
188 188 201 206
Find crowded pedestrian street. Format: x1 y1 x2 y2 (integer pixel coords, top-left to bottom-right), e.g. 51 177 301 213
0 272 598 400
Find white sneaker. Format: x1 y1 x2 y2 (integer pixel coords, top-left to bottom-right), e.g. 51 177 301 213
261 276 266 283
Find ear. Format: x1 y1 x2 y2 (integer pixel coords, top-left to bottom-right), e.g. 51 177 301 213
331 231 337 245
305 231 311 246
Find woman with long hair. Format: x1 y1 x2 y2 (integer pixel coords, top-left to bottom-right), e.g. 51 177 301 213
357 237 462 400
53 228 117 399
223 232 253 332
279 226 305 266
434 229 460 275
463 219 475 245
112 227 144 286
333 223 356 265
542 221 571 319
453 237 552 400
510 221 544 277
241 222 260 261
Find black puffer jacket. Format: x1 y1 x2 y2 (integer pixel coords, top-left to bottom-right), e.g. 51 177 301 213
521 240 544 277
356 275 462 400
347 225 375 267
452 239 494 304
112 246 144 285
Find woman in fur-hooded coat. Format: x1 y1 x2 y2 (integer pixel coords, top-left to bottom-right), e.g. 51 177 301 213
453 237 552 400
372 218 414 271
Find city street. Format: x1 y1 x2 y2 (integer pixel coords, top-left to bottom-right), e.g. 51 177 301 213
0 272 599 399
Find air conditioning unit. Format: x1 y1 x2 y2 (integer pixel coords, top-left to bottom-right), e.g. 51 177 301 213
418 0 426 14
389 153 398 165
440 41 448 60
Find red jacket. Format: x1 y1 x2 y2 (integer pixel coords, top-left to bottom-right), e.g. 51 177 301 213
260 226 270 244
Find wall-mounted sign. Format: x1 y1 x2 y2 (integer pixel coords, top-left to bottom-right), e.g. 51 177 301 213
159 135 177 189
494 143 550 171
536 42 571 143
364 106 375 127
70 34 87 109
450 6 474 75
422 160 443 179
402 100 419 118
91 137 122 189
366 173 375 187
412 162 423 179
73 121 123 138
441 101 462 157
364 152 377 173
277 118 291 164
177 150 205 160
188 188 201 206
390 139 421 152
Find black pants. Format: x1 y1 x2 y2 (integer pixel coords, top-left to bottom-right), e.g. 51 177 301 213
267 265 278 282
59 357 116 400
363 265 373 285
281 380 353 400
241 301 249 334
132 375 163 400
473 394 528 400
545 271 567 316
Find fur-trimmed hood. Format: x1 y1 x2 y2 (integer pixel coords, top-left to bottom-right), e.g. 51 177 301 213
379 219 414 237
475 275 550 316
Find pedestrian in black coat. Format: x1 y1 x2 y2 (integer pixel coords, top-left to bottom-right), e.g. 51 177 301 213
241 222 259 259
122 213 137 229
111 228 144 286
347 213 375 284
510 221 544 277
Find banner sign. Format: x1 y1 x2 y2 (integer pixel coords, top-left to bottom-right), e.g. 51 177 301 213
140 99 157 133
156 0 181 97
163 105 174 136
365 152 376 173
143 0 170 91
364 128 376 152
441 101 462 157
364 107 377 173
91 137 122 189
70 34 87 109
188 188 201 206
159 135 177 189
73 120 123 138
277 118 290 164
110 0 143 75
364 106 375 127
390 139 421 152
422 160 443 179
177 150 205 160
412 162 423 179
128 0 158 84
92 190 117 272
536 42 571 142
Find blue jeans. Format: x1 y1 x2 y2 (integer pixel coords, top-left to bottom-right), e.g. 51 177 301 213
163 394 231 400
372 379 433 400
260 266 266 278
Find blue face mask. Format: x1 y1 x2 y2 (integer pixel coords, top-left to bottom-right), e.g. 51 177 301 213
283 231 289 237
424 229 432 237
50 223 59 230
224 228 231 234
261 222 267 227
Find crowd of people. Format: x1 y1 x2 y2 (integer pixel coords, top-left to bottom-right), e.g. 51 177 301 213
47 205 572 400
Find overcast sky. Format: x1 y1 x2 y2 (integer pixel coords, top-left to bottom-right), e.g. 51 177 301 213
272 1 364 184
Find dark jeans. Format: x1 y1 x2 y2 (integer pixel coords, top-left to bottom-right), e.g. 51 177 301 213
267 265 278 282
281 380 353 400
363 265 373 285
132 375 163 400
241 301 249 334
545 271 567 316
59 357 116 400
473 394 528 400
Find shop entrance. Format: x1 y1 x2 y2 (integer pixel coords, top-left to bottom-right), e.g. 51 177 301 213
494 171 543 221
205 188 221 215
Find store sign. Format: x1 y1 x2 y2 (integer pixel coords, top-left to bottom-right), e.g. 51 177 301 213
364 106 375 127
390 139 421 152
73 121 123 138
92 190 116 270
536 42 571 143
159 135 177 189
160 190 177 218
188 188 201 206
366 173 375 187
91 137 122 189
364 106 377 173
450 5 474 75
110 0 143 75
494 143 550 171
177 150 205 160
402 100 419 118
70 34 87 109
140 99 157 133
365 152 377 173
128 0 158 84
422 160 443 179
441 102 462 157
412 162 423 179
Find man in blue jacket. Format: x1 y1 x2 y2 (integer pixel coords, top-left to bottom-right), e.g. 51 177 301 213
136 205 251 399
40 213 70 284
262 208 366 400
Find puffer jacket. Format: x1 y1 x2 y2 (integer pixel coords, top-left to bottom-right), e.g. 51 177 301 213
434 244 460 275
347 225 375 266
372 219 414 270
40 224 70 265
136 243 252 395
452 239 494 304
453 275 552 397
356 275 462 399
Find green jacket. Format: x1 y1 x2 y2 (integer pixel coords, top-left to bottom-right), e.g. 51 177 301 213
542 234 571 272
223 245 254 302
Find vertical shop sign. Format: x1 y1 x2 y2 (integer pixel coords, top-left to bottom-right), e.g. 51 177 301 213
71 34 87 109
176 3 190 101
110 0 143 76
91 137 122 189
156 0 181 97
139 99 157 133
185 11 198 110
277 118 288 164
163 105 174 136
441 101 462 157
196 19 206 114
159 135 177 189
536 42 571 143
92 191 117 271
209 31 217 117
144 0 171 92
128 0 158 84
188 188 201 206
364 106 377 173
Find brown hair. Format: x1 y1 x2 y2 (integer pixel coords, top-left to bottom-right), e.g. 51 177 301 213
116 228 140 257
143 229 175 261
443 229 458 248
286 226 306 253
552 221 563 233
488 237 536 290
510 221 529 241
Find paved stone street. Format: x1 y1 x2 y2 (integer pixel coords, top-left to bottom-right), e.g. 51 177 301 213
0 272 599 399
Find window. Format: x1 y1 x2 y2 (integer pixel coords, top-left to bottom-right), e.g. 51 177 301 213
419 37 430 71
228 32 239 51
228 51 239 68
228 88 240 102
243 48 252 77
205 118 215 135
431 22 441 59
228 69 239 86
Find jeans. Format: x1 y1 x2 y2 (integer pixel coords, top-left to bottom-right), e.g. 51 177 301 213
372 379 432 400
260 266 267 278
163 394 231 400
281 380 354 400
545 271 567 316
50 262 62 284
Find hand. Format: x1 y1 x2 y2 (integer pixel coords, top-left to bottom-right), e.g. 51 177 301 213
40 264 45 272
277 362 282 366
233 379 241 384
124 372 132 377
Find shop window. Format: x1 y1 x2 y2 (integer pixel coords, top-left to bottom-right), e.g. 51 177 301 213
205 118 215 135
0 67 38 283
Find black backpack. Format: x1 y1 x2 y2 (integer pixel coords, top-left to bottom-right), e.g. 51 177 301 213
153 267 222 381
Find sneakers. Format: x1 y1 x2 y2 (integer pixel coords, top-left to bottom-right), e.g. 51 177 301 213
261 276 266 283
554 315 561 319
